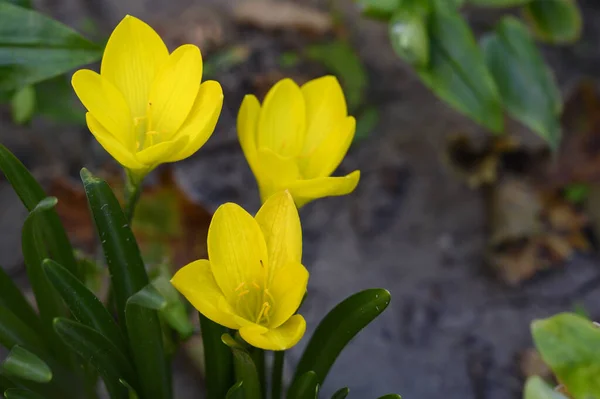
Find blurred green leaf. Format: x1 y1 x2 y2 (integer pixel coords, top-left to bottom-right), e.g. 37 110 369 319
0 266 40 333
416 2 503 132
53 318 135 399
331 387 350 399
80 168 171 399
294 289 391 385
287 371 319 399
0 144 79 278
523 376 567 399
523 0 582 44
203 46 250 80
201 315 234 399
482 17 561 149
564 183 589 204
151 275 193 339
35 75 85 125
356 0 400 20
0 375 17 392
389 8 429 67
469 0 532 6
0 0 32 7
306 41 368 112
222 334 261 399
532 313 600 399
376 395 402 399
10 86 35 125
225 381 244 399
0 306 45 355
354 106 380 142
42 259 127 355
0 2 102 91
3 389 45 399
1 346 52 384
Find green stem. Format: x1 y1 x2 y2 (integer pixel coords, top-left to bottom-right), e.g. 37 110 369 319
124 170 143 223
251 348 266 398
199 313 234 399
271 351 284 399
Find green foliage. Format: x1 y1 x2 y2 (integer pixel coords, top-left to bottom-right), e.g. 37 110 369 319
201 315 234 399
3 389 45 399
523 376 567 399
523 0 582 44
10 86 35 125
223 335 262 399
331 387 350 399
1 346 52 384
287 371 319 399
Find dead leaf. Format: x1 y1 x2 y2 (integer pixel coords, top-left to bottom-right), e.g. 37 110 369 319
233 1 332 35
519 348 552 380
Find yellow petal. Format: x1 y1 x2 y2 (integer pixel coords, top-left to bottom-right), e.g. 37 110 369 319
72 70 133 148
239 314 306 350
237 95 261 171
101 15 169 119
288 170 361 208
207 203 269 303
135 135 189 166
171 260 239 329
148 45 203 136
301 76 347 155
255 148 301 204
86 113 144 171
255 191 302 281
257 79 305 157
167 80 223 162
299 116 355 179
267 262 308 329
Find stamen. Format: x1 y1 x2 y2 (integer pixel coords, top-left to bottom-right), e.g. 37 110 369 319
255 301 271 324
264 288 275 303
252 281 261 289
237 289 250 297
235 282 246 291
133 116 147 126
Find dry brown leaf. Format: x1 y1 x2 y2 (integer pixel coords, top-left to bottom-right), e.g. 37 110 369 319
233 1 332 35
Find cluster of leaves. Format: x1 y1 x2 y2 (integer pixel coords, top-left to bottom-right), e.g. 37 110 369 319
357 0 582 150
525 313 600 399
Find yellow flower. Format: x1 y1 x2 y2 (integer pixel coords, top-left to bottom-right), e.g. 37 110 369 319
238 76 360 207
72 15 223 177
171 191 308 350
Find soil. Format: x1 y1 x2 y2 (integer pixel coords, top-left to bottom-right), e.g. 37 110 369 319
2 0 600 398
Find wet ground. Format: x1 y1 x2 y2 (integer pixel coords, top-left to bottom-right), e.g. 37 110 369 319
3 1 600 398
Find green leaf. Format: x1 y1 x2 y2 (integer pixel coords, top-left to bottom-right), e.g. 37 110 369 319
468 0 532 6
523 0 582 44
305 41 368 112
331 387 350 399
531 312 600 399
1 346 52 384
10 85 35 125
482 17 562 150
151 276 193 339
80 168 171 399
294 289 391 385
376 395 402 399
35 75 85 125
0 306 45 354
0 265 40 333
201 315 234 399
0 0 32 8
223 334 261 399
389 8 429 67
3 389 45 399
354 106 380 142
287 371 319 399
416 2 503 132
523 376 567 399
42 259 127 355
225 381 244 399
22 198 68 356
0 144 79 278
0 375 17 392
53 318 135 399
0 2 102 91
356 0 401 20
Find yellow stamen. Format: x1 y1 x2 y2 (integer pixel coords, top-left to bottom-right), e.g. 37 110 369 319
238 289 250 297
235 282 246 291
255 301 271 324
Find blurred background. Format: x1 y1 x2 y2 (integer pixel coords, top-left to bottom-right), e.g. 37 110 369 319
2 0 600 398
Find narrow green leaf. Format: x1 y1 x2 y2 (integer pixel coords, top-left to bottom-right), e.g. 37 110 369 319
53 318 135 399
523 0 581 44
532 313 600 399
0 306 45 354
3 389 45 399
81 168 171 399
468 0 531 6
200 315 234 399
376 395 402 399
35 75 85 125
482 17 562 149
523 376 567 399
0 266 40 332
10 85 35 125
1 346 52 384
294 289 391 385
389 7 429 67
225 381 244 399
287 371 319 399
118 378 139 399
42 259 127 355
0 144 79 278
356 0 401 20
223 334 261 399
331 387 350 399
0 2 102 91
416 2 503 132
152 276 193 338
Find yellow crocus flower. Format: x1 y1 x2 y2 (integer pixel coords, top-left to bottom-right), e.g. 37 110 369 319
72 15 223 177
171 191 308 350
238 76 360 207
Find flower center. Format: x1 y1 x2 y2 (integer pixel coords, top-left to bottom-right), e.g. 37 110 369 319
133 103 163 151
234 280 275 326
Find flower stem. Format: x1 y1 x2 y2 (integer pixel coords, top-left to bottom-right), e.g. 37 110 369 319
271 350 284 399
124 170 143 223
250 348 266 398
